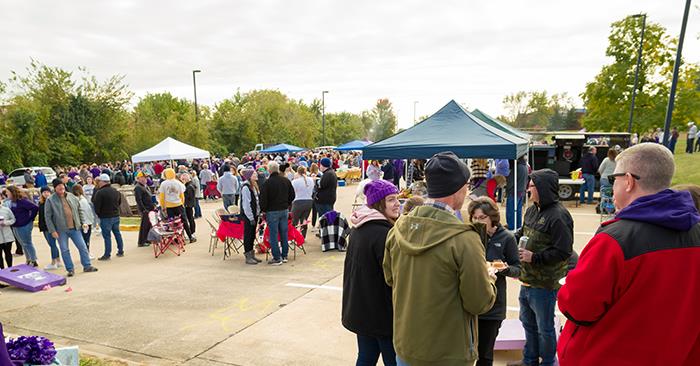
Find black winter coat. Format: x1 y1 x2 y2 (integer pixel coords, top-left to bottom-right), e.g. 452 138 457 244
315 168 337 205
481 225 521 321
342 219 393 338
134 183 154 214
259 173 295 212
92 185 121 219
184 182 197 208
38 202 48 232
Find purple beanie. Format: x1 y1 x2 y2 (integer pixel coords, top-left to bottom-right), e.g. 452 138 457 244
241 168 255 181
364 180 399 206
320 157 332 168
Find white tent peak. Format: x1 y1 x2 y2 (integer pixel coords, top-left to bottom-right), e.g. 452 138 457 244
131 137 210 163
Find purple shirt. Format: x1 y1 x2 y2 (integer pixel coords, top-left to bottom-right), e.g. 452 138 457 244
90 167 101 178
9 199 39 227
0 174 6 185
67 171 79 179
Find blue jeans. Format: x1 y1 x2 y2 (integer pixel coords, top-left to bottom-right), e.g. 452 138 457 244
506 195 524 231
13 223 37 262
579 173 595 204
223 194 236 210
194 198 202 218
356 334 396 366
316 203 334 220
519 286 558 366
57 229 92 272
266 209 289 260
42 231 60 260
99 216 124 257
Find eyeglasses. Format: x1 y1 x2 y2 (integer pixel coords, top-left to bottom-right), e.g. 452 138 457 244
608 172 641 184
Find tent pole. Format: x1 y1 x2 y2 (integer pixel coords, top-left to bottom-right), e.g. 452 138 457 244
361 153 365 180
514 158 517 231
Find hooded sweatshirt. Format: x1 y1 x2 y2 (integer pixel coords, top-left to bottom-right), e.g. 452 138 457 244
557 189 700 365
159 168 185 208
342 206 394 338
383 205 496 366
515 169 574 290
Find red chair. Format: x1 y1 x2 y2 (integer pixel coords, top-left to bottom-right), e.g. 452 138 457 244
204 181 221 199
149 211 186 258
259 216 306 260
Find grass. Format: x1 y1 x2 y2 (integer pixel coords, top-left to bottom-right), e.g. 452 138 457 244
80 355 128 366
671 133 700 186
118 216 141 226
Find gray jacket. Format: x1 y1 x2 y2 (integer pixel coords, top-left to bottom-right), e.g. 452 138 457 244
0 206 16 243
45 192 84 234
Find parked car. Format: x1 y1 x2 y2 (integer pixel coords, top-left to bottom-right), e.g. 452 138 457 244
5 167 57 187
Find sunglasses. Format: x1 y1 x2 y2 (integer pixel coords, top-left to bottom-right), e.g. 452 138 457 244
608 172 641 184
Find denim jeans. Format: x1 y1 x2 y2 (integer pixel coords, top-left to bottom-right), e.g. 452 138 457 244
266 209 289 260
57 229 92 272
356 334 396 366
194 198 202 218
315 203 334 221
519 286 558 366
99 216 124 257
579 173 595 204
506 195 524 231
42 231 60 260
223 194 236 210
13 222 37 262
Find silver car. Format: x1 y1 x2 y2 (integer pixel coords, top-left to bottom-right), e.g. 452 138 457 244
5 167 57 187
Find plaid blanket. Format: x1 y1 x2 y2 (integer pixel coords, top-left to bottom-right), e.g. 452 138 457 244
319 211 349 252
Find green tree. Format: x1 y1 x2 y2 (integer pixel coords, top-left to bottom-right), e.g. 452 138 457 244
581 16 700 134
369 98 397 141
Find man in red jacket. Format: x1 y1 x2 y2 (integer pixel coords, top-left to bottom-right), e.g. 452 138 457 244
557 143 700 365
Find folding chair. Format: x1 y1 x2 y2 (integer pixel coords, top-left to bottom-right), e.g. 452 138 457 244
288 218 308 260
206 217 221 255
227 205 240 215
149 211 186 258
221 215 245 260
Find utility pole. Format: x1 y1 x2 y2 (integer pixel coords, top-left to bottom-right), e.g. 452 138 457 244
192 70 201 122
662 0 692 146
627 14 646 134
322 90 329 145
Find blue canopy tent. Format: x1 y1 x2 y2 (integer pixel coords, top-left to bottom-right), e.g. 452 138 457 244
471 108 531 141
362 100 528 160
259 143 306 153
362 100 529 229
335 140 373 151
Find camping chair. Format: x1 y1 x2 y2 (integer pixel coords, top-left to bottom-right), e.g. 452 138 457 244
204 181 221 199
220 214 244 260
597 186 616 222
211 211 222 224
261 214 307 260
227 205 240 214
206 217 221 255
149 210 186 258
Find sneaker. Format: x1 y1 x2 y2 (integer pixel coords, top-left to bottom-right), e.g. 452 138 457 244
30 261 38 268
83 266 98 273
56 262 63 268
137 243 151 247
44 264 58 270
267 258 283 266
13 253 23 257
67 271 75 277
282 257 288 263
97 256 111 261
89 254 95 260
189 237 197 243
116 252 124 257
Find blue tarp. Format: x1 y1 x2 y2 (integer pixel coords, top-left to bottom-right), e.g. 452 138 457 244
335 140 373 151
471 108 531 141
362 100 528 160
259 143 306 153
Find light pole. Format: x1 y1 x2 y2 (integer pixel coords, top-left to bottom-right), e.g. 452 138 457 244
192 70 201 122
627 13 646 134
663 0 692 146
413 101 418 124
322 90 329 146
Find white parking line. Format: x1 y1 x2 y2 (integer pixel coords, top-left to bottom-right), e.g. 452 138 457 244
286 282 342 291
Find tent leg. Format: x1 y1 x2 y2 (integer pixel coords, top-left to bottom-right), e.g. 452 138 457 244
513 159 517 231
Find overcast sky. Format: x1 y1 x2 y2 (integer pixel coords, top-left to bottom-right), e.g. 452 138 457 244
1 0 698 129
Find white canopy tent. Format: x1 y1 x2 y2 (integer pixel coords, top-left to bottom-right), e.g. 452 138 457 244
131 137 210 163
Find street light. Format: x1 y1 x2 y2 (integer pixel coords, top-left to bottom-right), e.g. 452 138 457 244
663 0 692 146
192 70 201 122
627 13 646 133
322 90 329 146
413 101 418 124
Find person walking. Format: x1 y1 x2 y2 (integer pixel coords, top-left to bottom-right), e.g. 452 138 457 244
191 169 203 218
597 148 618 191
92 174 125 260
134 172 154 247
4 186 39 266
23 169 35 189
468 197 521 366
578 147 599 205
0 204 16 269
557 143 700 365
383 152 497 366
182 173 197 239
509 169 573 366
291 166 314 238
45 179 98 277
380 160 394 184
240 168 262 265
72 184 96 258
159 168 194 243
314 157 338 220
687 122 697 154
217 167 239 210
38 187 62 270
199 163 214 198
259 162 295 265
343 179 401 366
668 127 679 153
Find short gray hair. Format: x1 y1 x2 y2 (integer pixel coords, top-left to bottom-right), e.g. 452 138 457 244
267 161 280 174
616 143 674 192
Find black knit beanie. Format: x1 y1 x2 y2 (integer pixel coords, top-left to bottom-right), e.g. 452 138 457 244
425 151 470 198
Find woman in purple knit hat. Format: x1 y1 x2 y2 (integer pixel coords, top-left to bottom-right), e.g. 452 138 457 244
342 179 401 366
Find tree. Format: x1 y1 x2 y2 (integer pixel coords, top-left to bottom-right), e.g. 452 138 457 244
581 16 700 134
369 99 397 141
500 90 579 130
